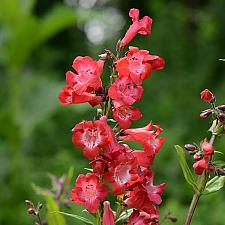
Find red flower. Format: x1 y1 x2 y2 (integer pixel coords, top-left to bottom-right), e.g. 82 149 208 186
127 210 159 225
120 122 165 157
200 89 215 103
72 120 110 160
193 157 210 175
108 77 144 108
121 8 152 47
58 86 102 106
113 105 142 129
116 46 165 85
202 140 214 156
103 201 115 225
124 171 165 212
71 173 109 213
132 150 155 168
66 56 104 93
58 56 104 107
104 152 139 195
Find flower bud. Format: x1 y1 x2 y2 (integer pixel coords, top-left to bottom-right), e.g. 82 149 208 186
37 203 43 210
25 200 33 206
27 208 35 215
216 168 225 176
200 109 212 119
193 153 202 161
167 215 177 223
218 112 225 122
184 144 197 152
202 140 214 156
200 89 215 103
218 105 225 112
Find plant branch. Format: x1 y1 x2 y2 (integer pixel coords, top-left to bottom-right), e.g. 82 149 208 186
184 120 221 225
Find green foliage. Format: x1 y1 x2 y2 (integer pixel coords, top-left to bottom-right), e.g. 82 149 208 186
175 145 199 193
202 176 225 195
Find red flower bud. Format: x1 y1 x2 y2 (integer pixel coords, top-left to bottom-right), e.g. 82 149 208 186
200 89 215 103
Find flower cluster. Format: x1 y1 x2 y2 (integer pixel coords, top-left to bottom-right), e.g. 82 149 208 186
185 89 225 176
59 8 166 224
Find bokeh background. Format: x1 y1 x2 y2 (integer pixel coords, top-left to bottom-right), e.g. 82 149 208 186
0 0 225 224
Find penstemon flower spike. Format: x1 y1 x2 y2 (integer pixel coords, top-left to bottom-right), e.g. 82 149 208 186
58 8 166 225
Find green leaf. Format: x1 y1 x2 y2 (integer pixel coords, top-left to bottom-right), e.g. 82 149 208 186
54 211 94 225
212 160 225 167
175 145 199 193
202 176 225 195
116 208 133 223
219 59 225 61
46 194 66 225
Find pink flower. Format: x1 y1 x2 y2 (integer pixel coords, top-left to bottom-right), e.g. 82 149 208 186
103 152 139 195
108 77 144 108
72 120 110 160
200 89 215 103
113 105 142 129
71 173 109 213
116 46 165 85
121 8 152 47
103 201 115 225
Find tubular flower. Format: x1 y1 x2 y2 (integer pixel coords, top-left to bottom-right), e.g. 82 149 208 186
58 56 104 107
103 152 139 195
113 105 142 129
108 76 144 108
58 86 102 106
103 201 115 225
121 8 152 47
127 210 159 225
116 46 165 85
124 171 165 212
71 173 109 213
72 120 110 160
120 122 165 158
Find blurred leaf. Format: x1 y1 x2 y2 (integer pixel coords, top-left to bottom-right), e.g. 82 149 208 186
214 151 224 155
219 59 225 61
116 208 133 223
213 160 225 167
54 211 95 225
37 5 76 44
46 194 66 225
202 176 225 195
19 75 63 138
63 167 74 194
175 145 199 193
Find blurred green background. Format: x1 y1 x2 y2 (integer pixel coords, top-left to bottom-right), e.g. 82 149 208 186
0 0 225 224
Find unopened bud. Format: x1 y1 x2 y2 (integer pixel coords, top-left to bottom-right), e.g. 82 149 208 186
27 208 35 215
34 223 39 225
25 200 33 206
167 215 177 223
218 105 225 112
184 144 197 152
217 168 225 176
193 153 202 161
200 89 215 103
218 113 225 122
37 203 43 210
200 109 212 119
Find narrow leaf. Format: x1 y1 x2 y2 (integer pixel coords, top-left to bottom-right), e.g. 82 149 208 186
175 145 199 193
202 176 225 195
54 211 94 225
219 59 225 61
